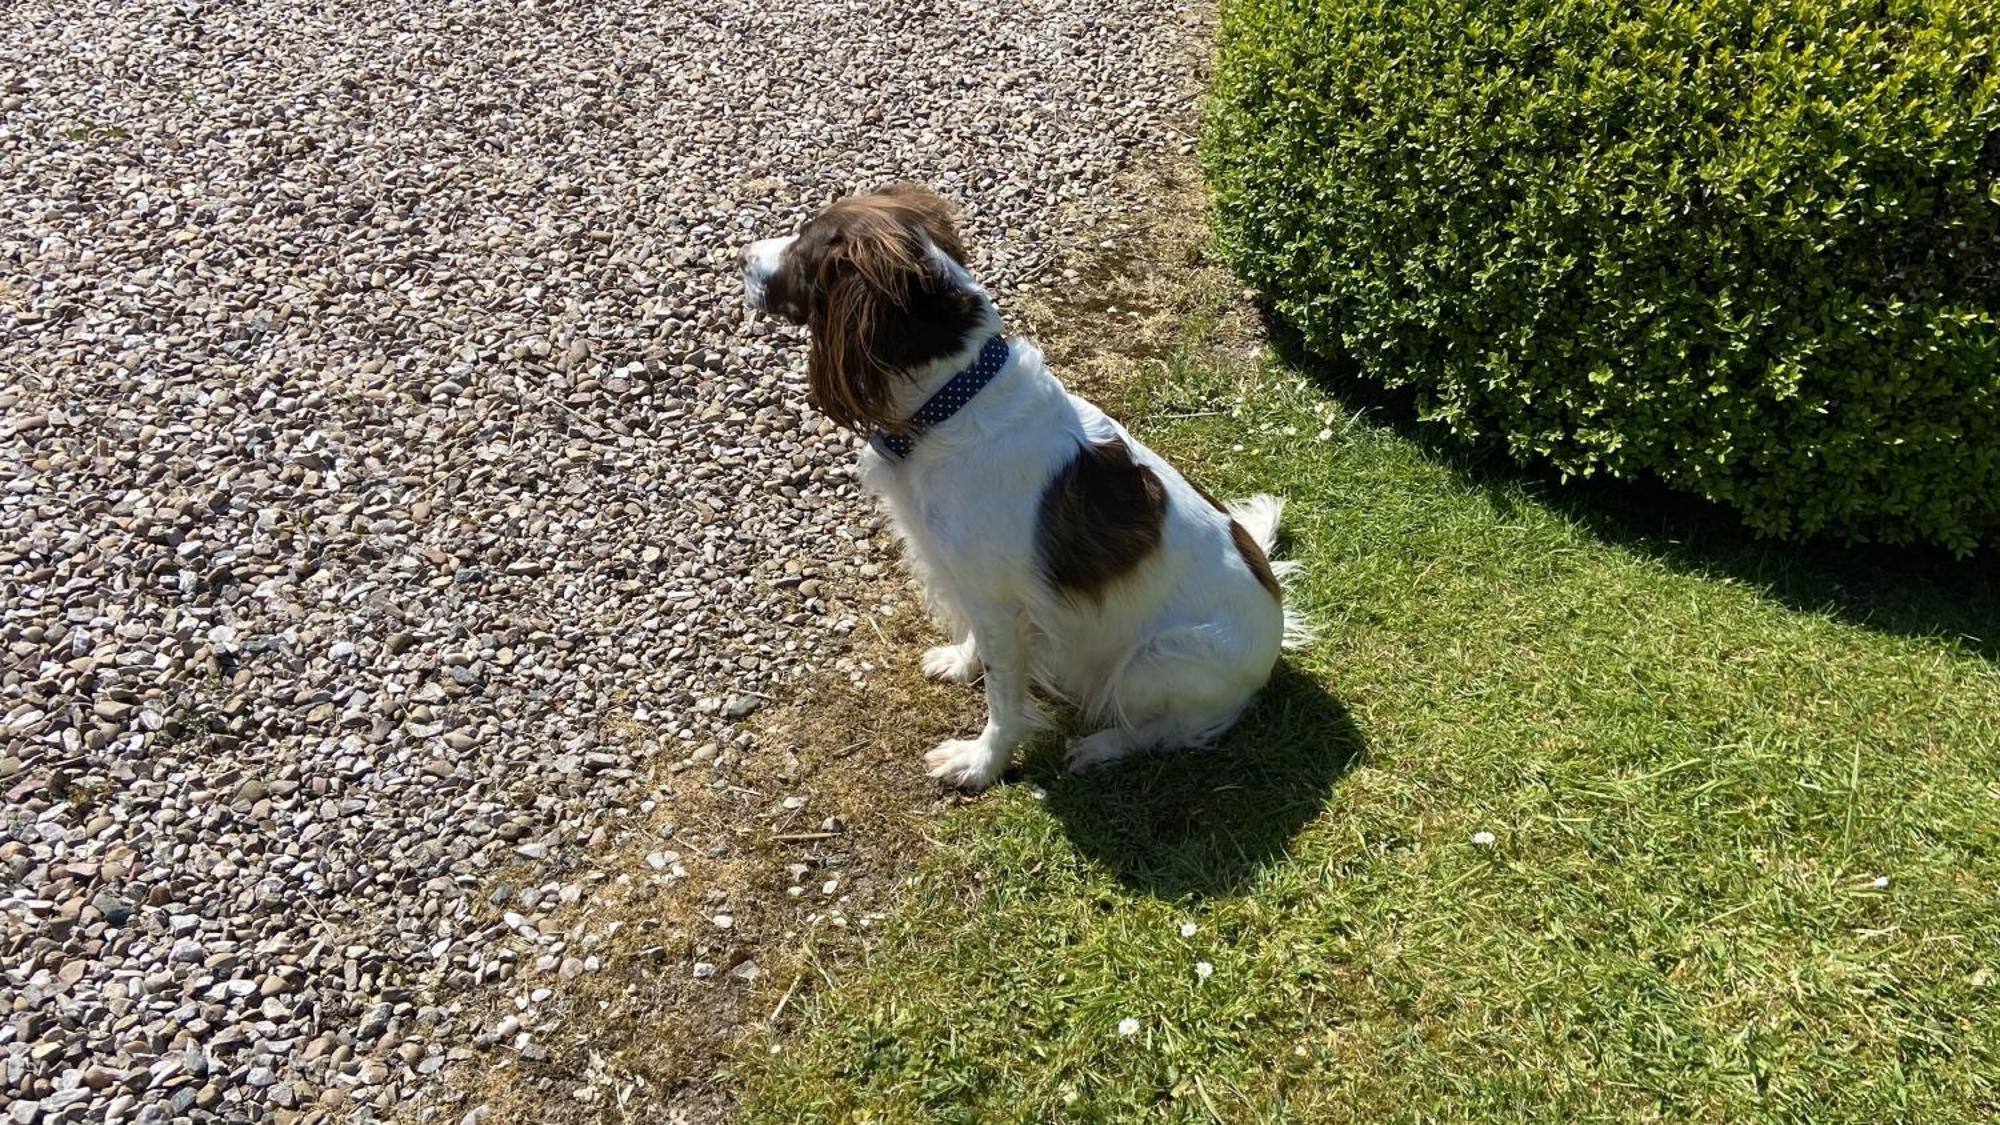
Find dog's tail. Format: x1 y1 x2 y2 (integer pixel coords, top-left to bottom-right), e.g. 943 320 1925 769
1224 493 1315 650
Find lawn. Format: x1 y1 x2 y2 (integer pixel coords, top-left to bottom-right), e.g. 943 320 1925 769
734 282 2000 1122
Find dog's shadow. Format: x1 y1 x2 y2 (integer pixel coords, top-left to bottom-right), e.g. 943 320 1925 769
1025 663 1366 901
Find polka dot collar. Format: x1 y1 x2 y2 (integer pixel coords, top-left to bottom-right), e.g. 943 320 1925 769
869 333 1011 462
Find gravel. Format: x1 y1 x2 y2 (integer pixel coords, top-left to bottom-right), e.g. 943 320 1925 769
0 0 1197 1120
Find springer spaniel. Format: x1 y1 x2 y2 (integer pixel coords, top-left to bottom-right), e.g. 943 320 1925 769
742 184 1303 789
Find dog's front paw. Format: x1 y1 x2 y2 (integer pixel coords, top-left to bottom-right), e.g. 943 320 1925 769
924 738 1008 790
921 641 982 684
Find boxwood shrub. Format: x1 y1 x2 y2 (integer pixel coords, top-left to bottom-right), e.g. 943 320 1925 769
1205 0 2000 551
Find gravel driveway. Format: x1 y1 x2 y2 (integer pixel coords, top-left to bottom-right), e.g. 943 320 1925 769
1 0 1197 1120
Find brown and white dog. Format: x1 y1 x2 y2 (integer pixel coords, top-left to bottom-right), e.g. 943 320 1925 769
742 184 1303 789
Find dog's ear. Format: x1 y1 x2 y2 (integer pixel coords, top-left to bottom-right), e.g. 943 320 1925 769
802 185 982 431
809 263 902 432
872 182 968 266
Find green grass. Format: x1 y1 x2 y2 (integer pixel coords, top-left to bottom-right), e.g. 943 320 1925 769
737 301 2000 1123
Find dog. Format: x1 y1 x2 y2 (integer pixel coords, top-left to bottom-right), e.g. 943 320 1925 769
741 183 1303 789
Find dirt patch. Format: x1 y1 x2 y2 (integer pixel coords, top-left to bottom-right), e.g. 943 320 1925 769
427 587 981 1123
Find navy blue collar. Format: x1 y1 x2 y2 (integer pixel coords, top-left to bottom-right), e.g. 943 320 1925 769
868 333 1010 462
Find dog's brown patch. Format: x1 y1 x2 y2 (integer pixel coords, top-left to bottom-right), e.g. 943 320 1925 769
1037 437 1167 601
1230 519 1283 601
1188 475 1280 601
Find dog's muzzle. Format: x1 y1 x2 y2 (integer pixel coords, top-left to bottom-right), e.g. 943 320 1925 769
740 235 794 312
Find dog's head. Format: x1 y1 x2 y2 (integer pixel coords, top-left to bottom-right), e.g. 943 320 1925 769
742 183 987 432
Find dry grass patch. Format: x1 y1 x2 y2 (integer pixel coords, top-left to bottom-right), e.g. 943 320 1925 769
432 588 980 1123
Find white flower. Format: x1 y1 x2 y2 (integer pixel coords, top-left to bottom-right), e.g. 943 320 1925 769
1872 876 1890 889
1195 961 1213 980
1470 831 1496 847
1179 922 1198 938
1116 1018 1140 1037
1029 787 1046 801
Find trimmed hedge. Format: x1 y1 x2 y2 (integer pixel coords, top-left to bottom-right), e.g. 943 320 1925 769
1205 0 2000 551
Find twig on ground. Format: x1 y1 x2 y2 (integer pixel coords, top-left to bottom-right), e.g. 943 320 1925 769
768 973 805 1024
